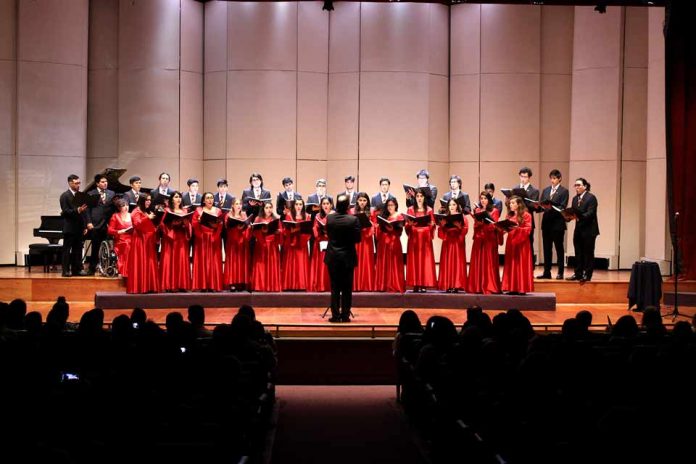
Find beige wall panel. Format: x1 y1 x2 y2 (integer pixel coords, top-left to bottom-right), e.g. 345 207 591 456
0 61 15 155
328 159 359 198
298 1 329 73
86 157 118 181
619 160 645 268
203 159 227 192
178 157 204 193
119 68 179 159
450 4 481 76
644 157 667 261
226 70 296 159
88 0 118 70
572 6 622 71
180 71 203 159
361 3 431 74
647 8 665 160
0 155 16 263
425 160 449 199
428 75 449 163
298 72 328 160
359 72 429 160
541 73 571 162
0 0 16 60
18 0 88 66
297 159 327 198
449 161 481 200
541 6 574 75
449 74 480 162
481 4 540 74
181 0 203 73
648 8 665 68
569 68 621 161
17 62 87 157
328 1 360 73
225 158 296 202
428 4 450 77
624 7 648 69
621 67 647 161
87 69 118 159
227 1 297 71
204 0 228 73
203 71 226 160
539 161 570 189
327 72 359 159
480 73 540 162
116 156 180 190
119 0 180 71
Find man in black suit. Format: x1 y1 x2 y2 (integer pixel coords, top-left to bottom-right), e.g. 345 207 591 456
515 167 540 265
59 174 89 277
151 172 175 206
276 176 303 216
86 174 116 274
182 178 202 207
537 169 569 279
325 194 361 322
214 178 234 210
371 177 395 212
307 178 333 213
442 175 472 214
123 176 142 210
567 177 599 282
242 172 272 216
406 169 438 209
484 183 503 216
338 175 358 206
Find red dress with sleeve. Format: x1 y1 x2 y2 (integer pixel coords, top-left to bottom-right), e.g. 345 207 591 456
467 207 502 294
308 214 331 292
107 213 132 277
375 213 405 293
405 206 437 288
436 214 469 291
192 207 224 292
501 211 534 294
127 208 160 294
281 213 311 290
223 212 251 289
250 216 282 292
159 209 192 292
353 212 376 292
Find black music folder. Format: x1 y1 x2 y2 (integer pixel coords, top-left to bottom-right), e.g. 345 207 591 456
282 219 313 234
403 213 432 227
163 210 194 227
377 215 405 231
495 219 519 232
199 210 222 228
434 213 464 227
354 212 373 229
72 191 99 208
251 218 280 235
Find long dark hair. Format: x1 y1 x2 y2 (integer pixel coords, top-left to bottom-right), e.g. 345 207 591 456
168 191 183 210
318 197 332 219
355 192 370 213
479 191 494 212
381 198 399 219
137 193 152 211
292 199 306 219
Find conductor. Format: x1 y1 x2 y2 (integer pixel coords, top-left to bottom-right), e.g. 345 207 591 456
325 194 361 322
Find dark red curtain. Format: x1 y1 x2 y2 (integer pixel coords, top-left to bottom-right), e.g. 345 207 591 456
665 0 696 279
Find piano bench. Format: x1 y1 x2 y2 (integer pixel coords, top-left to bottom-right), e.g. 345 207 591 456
26 243 63 273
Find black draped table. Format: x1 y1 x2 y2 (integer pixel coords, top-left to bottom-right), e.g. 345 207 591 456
627 261 662 312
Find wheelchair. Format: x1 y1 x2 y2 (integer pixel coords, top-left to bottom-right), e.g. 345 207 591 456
97 239 119 277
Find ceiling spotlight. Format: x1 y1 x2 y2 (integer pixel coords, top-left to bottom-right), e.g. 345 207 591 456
322 0 333 11
594 3 607 14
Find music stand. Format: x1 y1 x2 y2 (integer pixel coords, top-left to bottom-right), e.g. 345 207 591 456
321 303 356 320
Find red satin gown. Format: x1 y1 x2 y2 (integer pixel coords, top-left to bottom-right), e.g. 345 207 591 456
127 208 160 294
308 215 331 292
107 213 132 277
502 211 534 294
467 208 501 294
223 214 251 289
353 214 376 292
375 213 405 293
192 208 224 292
250 217 282 292
281 213 311 290
405 207 437 289
437 215 469 291
159 209 192 292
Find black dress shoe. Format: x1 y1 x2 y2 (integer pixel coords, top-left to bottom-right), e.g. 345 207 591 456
340 317 351 323
536 274 552 279
62 271 72 277
555 274 564 280
75 270 89 277
566 274 582 281
328 317 341 323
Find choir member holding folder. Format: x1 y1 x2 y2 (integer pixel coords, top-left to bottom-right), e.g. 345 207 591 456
308 198 333 292
436 198 468 293
224 198 251 291
467 192 501 294
250 201 282 291
404 189 437 292
159 192 193 292
353 192 376 292
107 198 133 277
375 198 405 293
192 192 224 292
501 196 534 294
127 194 160 293
281 199 312 290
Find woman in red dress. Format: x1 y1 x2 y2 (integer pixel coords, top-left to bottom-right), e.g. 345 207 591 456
405 189 436 292
107 198 132 277
127 194 160 293
160 191 192 292
224 198 250 291
192 192 224 292
282 199 311 290
501 196 534 294
436 198 468 293
375 198 405 293
468 192 502 294
353 192 375 292
308 197 332 292
250 201 282 291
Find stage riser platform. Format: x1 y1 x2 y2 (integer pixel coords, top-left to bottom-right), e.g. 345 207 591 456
664 292 696 306
94 291 556 311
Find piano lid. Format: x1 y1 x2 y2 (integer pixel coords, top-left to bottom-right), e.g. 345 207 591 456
82 167 153 195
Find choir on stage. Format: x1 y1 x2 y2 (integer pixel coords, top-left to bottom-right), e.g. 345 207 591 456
59 166 598 295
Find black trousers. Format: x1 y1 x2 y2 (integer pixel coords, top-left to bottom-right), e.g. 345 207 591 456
542 228 565 276
329 264 354 319
62 232 84 273
573 231 597 279
88 228 107 271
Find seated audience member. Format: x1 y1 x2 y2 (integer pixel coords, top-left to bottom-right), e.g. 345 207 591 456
188 304 213 338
